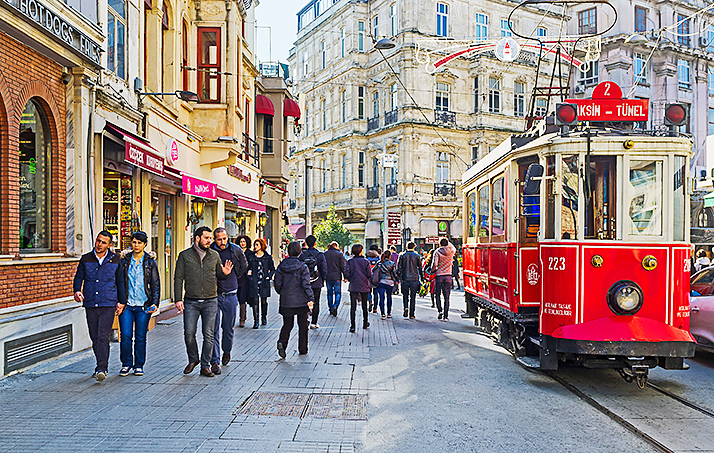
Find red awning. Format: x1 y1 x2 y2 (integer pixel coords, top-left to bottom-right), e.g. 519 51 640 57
255 95 274 116
283 98 301 119
288 224 306 240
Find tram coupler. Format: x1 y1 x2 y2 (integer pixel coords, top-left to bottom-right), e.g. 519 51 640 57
620 359 650 389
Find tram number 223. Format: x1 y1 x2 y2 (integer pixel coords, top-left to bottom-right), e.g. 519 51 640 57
548 256 566 271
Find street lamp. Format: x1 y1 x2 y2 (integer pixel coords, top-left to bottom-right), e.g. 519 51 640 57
375 38 396 50
624 33 649 46
137 90 201 103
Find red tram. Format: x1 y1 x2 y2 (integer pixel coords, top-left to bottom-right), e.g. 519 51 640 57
461 82 696 387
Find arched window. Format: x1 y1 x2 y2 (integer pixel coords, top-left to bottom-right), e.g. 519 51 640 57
19 99 51 251
182 20 189 91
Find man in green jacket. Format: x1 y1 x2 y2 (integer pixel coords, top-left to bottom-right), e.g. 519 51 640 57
174 226 233 377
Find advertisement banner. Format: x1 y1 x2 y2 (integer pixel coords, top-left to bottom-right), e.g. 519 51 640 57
182 175 217 200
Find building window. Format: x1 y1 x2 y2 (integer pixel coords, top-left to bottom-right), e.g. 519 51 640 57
678 59 691 89
321 159 327 192
107 0 126 79
436 3 448 37
263 115 273 153
358 151 365 187
372 157 379 187
535 98 547 117
305 107 309 136
161 2 169 92
501 19 513 37
358 87 365 119
473 76 479 113
514 81 525 117
182 21 189 91
390 3 397 36
340 28 345 58
709 68 714 96
436 152 449 183
708 25 714 52
635 6 647 32
488 77 500 113
143 0 150 80
358 21 365 51
341 154 347 189
390 83 397 111
677 14 690 46
537 26 547 37
321 41 326 69
634 53 647 85
475 14 488 41
20 99 51 251
709 108 714 136
66 0 98 23
321 99 327 130
341 91 347 122
294 179 298 198
471 146 479 165
197 28 221 103
302 53 308 77
578 8 596 35
372 91 379 118
435 82 450 111
579 60 598 86
373 15 379 39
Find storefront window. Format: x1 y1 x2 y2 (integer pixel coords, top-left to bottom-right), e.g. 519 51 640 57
628 160 662 236
19 100 50 251
562 155 579 239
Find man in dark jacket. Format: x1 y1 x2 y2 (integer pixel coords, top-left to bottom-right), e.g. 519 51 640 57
396 242 423 319
275 241 315 357
73 230 127 382
174 226 233 377
209 227 248 375
324 241 347 317
299 235 327 329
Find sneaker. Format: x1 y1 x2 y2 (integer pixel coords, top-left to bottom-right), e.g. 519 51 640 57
211 363 221 375
409 316 416 319
363 322 370 329
372 309 378 314
134 367 144 376
444 318 449 322
95 371 107 382
403 308 408 318
387 313 392 319
381 314 386 320
349 326 356 333
119 367 131 377
310 323 320 329
277 342 286 359
438 312 443 320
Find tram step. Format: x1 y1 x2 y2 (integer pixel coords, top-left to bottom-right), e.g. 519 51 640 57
516 356 541 369
528 336 542 348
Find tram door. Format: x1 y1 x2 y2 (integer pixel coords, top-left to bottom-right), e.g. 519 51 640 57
518 159 542 304
584 157 616 239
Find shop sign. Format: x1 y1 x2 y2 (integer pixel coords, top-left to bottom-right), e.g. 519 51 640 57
2 0 102 66
166 139 179 166
125 142 164 176
182 175 217 200
438 221 449 235
387 212 401 246
227 165 252 183
425 236 440 244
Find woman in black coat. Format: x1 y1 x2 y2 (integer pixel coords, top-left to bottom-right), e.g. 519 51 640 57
274 241 314 357
247 237 275 328
235 235 253 327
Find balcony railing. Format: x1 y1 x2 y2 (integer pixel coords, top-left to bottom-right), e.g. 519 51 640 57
289 199 297 209
367 116 380 131
386 183 397 197
385 109 398 126
242 132 260 168
434 182 456 197
435 110 456 125
367 185 380 200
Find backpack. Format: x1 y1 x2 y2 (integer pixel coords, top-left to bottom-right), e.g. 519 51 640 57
303 255 320 284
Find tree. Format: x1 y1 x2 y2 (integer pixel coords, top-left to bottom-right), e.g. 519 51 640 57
314 204 353 250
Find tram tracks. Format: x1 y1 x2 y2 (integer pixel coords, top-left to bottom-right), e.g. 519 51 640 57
544 370 714 453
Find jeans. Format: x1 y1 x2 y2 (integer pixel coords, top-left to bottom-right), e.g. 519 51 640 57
119 305 152 368
183 298 218 369
402 280 420 317
279 311 310 354
326 281 342 311
85 306 115 372
212 292 238 365
350 292 369 328
435 276 453 318
377 283 393 315
311 287 322 324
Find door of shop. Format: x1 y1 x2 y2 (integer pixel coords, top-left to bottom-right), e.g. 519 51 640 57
151 192 174 303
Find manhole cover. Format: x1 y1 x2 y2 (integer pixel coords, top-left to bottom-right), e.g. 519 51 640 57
238 392 310 417
304 394 367 420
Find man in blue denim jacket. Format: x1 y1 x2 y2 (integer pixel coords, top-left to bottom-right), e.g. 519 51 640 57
73 231 127 382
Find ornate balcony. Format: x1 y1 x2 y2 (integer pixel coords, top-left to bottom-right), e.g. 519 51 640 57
242 132 260 168
434 110 456 125
385 109 398 126
367 116 380 131
367 185 380 199
434 182 456 197
386 183 397 197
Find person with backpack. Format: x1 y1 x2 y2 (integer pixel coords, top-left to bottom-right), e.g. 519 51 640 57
299 235 327 329
366 244 381 313
431 238 457 321
344 243 372 333
397 242 423 319
372 250 398 319
274 241 314 357
324 241 347 317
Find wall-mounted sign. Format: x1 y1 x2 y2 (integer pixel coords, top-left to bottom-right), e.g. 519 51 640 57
166 139 179 166
438 220 449 234
182 175 217 200
1 0 102 67
227 165 252 183
124 141 164 176
425 236 440 244
387 212 401 246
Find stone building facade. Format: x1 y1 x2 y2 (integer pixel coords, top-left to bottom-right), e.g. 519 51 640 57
287 0 566 249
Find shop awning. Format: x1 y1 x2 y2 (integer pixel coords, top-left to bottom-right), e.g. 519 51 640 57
234 193 266 213
216 187 234 202
419 219 438 237
704 192 714 208
365 220 382 239
288 223 306 240
450 220 463 238
106 123 165 177
283 98 301 118
256 95 274 116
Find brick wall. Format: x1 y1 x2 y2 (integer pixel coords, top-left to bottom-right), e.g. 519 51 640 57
0 31 69 309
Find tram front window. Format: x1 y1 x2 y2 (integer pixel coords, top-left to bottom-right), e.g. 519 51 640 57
585 156 616 239
628 160 663 236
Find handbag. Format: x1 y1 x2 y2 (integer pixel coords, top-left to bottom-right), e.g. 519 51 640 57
370 264 382 287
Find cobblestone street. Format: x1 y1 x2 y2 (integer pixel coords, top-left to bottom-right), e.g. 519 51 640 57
2 290 710 453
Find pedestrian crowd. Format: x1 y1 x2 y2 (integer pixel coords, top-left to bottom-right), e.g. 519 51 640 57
73 229 459 381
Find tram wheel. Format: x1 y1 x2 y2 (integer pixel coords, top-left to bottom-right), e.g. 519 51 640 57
636 374 648 389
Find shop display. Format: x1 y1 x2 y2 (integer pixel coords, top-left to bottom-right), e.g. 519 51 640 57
103 174 133 250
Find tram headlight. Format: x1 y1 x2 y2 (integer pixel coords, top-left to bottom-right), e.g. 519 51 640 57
607 280 644 315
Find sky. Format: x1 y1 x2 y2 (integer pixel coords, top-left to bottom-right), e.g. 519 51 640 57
254 0 302 64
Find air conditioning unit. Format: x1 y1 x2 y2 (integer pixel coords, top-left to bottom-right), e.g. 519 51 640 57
699 36 710 48
574 85 586 94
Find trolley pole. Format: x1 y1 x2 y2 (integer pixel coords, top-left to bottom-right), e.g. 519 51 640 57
382 137 387 252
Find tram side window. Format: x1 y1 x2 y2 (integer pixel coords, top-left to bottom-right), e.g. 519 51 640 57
562 155 579 239
519 160 540 242
545 156 555 239
478 183 490 242
673 156 686 241
492 176 505 241
628 160 662 236
467 190 478 243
